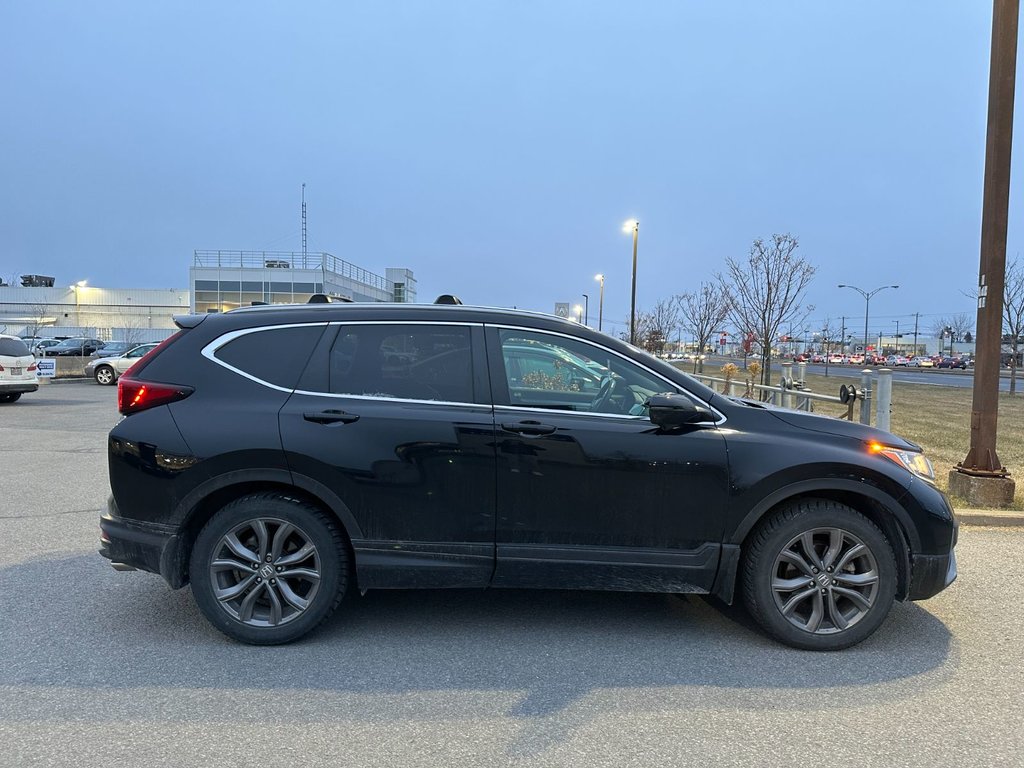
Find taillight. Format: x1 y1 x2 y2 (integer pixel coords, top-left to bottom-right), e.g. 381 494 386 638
28 363 38 371
118 377 194 415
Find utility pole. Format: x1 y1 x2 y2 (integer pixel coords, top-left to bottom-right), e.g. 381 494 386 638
951 0 1018 506
840 316 846 354
895 319 900 356
913 312 920 356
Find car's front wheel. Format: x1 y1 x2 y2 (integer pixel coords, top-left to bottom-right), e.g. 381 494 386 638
189 493 348 644
742 499 896 650
94 365 116 385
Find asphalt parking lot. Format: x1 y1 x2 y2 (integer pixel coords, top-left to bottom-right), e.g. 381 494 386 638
2 383 1023 767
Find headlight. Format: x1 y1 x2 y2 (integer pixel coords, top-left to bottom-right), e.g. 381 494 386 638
869 442 936 483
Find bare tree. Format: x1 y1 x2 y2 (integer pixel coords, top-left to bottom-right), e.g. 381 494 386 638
118 316 147 348
1003 256 1024 394
820 316 839 377
932 313 975 356
678 283 729 373
624 298 680 354
23 303 53 342
718 233 816 387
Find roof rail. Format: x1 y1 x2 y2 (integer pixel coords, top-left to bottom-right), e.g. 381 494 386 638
308 294 353 304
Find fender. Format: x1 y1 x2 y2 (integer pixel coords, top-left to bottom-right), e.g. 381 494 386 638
727 478 921 551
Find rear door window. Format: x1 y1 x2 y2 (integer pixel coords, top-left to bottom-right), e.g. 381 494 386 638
329 324 474 403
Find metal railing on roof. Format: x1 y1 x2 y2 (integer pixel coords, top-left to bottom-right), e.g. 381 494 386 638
192 251 390 292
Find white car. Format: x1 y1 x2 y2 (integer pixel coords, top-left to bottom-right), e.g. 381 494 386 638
910 356 934 368
85 343 159 385
0 335 39 403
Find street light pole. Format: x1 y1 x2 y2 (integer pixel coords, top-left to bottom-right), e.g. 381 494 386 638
623 220 639 345
838 284 899 356
582 294 589 326
594 274 605 331
894 319 900 356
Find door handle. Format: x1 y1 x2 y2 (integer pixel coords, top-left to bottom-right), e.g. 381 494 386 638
303 410 360 425
501 420 556 436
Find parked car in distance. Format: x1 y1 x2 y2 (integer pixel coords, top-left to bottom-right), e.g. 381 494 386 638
910 356 934 368
86 343 160 385
91 341 136 359
0 335 39 403
44 337 104 356
827 354 844 364
810 354 824 363
100 300 958 651
937 356 968 370
847 354 865 365
29 338 61 355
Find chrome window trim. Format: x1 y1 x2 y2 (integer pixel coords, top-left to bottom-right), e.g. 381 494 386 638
490 323 726 426
495 404 645 422
202 322 332 394
203 320 486 407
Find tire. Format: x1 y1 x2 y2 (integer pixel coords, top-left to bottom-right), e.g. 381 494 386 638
189 493 348 645
0 393 22 403
741 499 896 651
94 365 116 385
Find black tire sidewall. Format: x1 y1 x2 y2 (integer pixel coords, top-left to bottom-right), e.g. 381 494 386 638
190 495 346 644
95 366 114 385
744 502 896 651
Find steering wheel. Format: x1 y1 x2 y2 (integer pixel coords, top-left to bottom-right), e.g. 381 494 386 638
592 375 625 413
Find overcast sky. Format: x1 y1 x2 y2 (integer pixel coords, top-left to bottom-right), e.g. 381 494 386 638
1 2 1020 340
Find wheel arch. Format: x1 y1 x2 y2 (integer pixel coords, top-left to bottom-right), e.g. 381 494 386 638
160 469 362 589
714 480 916 603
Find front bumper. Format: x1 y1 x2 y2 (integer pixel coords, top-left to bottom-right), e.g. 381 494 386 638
908 521 959 600
99 496 183 586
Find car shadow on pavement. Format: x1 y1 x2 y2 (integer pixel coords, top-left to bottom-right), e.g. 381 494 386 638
0 553 956 756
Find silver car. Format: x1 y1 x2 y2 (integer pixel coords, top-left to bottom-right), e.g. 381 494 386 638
86 343 159 385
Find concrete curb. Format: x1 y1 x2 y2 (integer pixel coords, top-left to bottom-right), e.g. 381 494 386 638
37 377 91 385
956 508 1024 527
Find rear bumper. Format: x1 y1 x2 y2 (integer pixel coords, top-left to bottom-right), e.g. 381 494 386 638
0 381 38 394
99 496 182 586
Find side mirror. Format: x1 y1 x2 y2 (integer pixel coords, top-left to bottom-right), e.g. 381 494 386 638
646 393 713 429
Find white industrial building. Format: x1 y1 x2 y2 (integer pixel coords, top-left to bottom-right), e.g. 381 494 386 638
189 250 416 313
0 252 417 341
0 283 189 343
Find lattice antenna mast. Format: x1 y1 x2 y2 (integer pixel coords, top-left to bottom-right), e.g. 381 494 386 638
301 183 308 257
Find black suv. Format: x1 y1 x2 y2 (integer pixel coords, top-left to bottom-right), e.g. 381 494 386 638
100 302 957 649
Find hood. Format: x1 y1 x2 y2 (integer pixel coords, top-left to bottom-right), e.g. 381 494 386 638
724 396 920 451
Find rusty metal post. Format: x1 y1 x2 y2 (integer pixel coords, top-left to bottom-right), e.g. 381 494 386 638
957 0 1018 480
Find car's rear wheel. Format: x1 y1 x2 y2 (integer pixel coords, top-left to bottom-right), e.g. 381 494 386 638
94 365 116 385
0 393 22 403
189 493 348 644
742 499 896 650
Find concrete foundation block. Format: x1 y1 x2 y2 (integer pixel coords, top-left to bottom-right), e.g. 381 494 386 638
948 470 1016 508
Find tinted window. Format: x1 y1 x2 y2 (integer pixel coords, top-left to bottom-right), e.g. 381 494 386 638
329 324 473 403
498 329 676 415
216 325 326 389
0 338 31 356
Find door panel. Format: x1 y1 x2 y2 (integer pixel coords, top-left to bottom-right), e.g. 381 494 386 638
486 327 729 592
279 323 497 588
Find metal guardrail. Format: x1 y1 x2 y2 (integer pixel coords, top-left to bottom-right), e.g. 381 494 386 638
686 361 894 429
193 250 390 292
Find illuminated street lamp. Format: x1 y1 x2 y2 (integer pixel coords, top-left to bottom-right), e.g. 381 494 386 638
573 304 584 323
594 274 605 331
623 219 639 345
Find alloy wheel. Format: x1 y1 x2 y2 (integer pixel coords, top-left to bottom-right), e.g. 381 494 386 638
207 517 322 627
770 527 880 635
